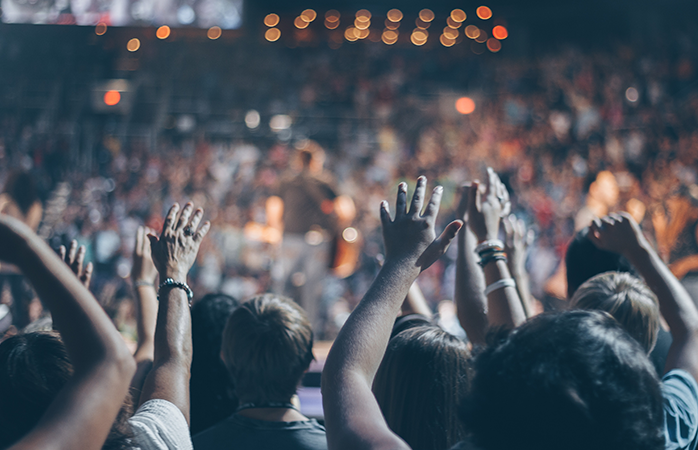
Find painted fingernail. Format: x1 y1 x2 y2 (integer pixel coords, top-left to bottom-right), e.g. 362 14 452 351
381 200 389 209
398 182 407 192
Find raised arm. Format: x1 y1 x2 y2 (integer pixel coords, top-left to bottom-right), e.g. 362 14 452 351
2 215 135 450
322 177 462 450
503 215 536 318
468 169 526 330
139 203 210 424
130 226 160 393
454 184 489 345
588 213 698 378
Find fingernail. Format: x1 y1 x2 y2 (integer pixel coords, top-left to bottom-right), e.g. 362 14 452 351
435 186 443 193
381 201 388 209
398 182 407 192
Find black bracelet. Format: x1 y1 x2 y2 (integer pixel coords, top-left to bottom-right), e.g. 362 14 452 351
158 278 194 306
478 252 508 268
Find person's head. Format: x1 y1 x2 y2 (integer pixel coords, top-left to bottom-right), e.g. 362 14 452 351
190 293 240 434
221 294 314 404
571 272 659 354
461 310 664 450
4 171 39 215
565 226 636 298
373 326 470 450
296 140 325 173
0 332 132 449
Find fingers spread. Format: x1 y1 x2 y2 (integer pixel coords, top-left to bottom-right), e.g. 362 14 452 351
423 186 444 222
82 262 93 287
59 245 66 261
176 202 194 232
67 240 78 265
194 221 211 242
135 226 144 256
485 167 496 198
409 176 427 216
74 246 86 275
439 220 463 248
380 200 391 227
188 208 204 233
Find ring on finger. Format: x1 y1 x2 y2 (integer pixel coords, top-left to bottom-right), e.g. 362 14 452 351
184 227 195 237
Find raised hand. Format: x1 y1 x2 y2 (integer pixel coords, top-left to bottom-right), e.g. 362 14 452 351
468 168 511 242
456 184 471 222
59 240 93 289
379 176 462 272
147 202 210 283
132 226 158 285
504 214 534 276
587 212 647 257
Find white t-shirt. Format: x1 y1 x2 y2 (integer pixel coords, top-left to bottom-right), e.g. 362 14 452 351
128 399 193 450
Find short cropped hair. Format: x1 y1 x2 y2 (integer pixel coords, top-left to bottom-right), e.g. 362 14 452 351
221 294 314 403
461 310 664 450
571 272 659 354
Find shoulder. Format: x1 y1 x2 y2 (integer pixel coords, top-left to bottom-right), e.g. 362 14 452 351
129 399 193 450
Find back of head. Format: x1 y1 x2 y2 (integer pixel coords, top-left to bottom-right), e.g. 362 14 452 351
221 294 314 404
373 326 470 450
461 310 664 450
0 332 72 447
190 293 240 434
565 227 636 298
571 272 660 354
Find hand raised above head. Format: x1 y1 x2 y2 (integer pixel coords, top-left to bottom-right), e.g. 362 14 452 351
468 168 510 242
132 226 158 284
147 202 210 283
588 212 647 257
59 240 93 289
379 176 462 273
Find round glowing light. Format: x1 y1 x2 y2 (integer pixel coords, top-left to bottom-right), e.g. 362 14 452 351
419 9 435 22
476 6 493 20
356 27 370 39
104 90 121 106
265 27 281 41
382 33 398 45
156 25 171 39
486 38 501 52
325 10 340 22
245 110 261 128
626 87 639 102
342 227 359 243
456 97 476 114
411 34 427 46
385 19 400 30
465 25 480 39
440 34 456 47
294 16 309 29
345 27 358 41
492 25 508 40
447 17 462 28
451 9 467 22
95 22 107 35
355 18 370 30
475 29 488 43
416 18 431 29
443 27 458 39
127 38 140 52
264 13 279 27
356 9 371 20
301 9 317 22
382 30 398 41
325 19 340 29
412 29 428 40
387 9 403 22
207 26 222 40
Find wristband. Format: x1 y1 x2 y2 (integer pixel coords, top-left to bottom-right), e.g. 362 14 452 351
158 278 194 305
134 280 154 288
484 278 516 296
478 252 508 268
475 239 505 255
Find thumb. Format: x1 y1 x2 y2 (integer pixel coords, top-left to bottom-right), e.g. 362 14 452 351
437 220 463 252
146 234 159 249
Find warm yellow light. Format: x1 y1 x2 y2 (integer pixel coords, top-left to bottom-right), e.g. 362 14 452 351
294 16 309 29
325 10 340 22
156 25 170 39
419 9 435 22
443 27 458 39
465 25 480 39
355 18 370 30
301 9 317 22
412 29 428 40
456 97 476 114
411 34 427 46
356 9 371 20
385 19 400 30
356 27 369 39
451 9 467 22
382 31 398 45
265 27 281 41
475 29 488 43
416 18 431 29
487 38 501 52
345 27 358 41
447 17 462 28
127 38 140 52
386 9 403 22
492 25 508 39
477 6 493 20
95 22 107 35
207 26 222 40
264 13 280 27
325 19 340 29
440 34 456 47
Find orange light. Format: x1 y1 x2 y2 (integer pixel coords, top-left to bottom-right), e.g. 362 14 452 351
416 18 430 29
443 27 458 39
325 10 340 22
476 6 493 20
356 9 371 20
411 29 428 46
447 17 461 28
345 27 358 41
355 18 370 30
456 97 476 114
382 30 398 44
492 25 508 39
451 9 467 22
294 16 309 29
265 28 281 41
325 19 340 29
156 25 170 39
104 90 121 106
127 38 140 52
419 9 435 22
264 13 280 27
301 9 317 22
465 25 480 39
207 26 222 39
475 29 488 43
386 9 403 22
440 34 456 47
95 22 107 35
385 19 400 30
487 38 501 52
356 27 369 39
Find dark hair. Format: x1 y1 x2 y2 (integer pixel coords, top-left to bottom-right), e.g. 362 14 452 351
461 310 664 450
190 293 240 435
373 326 470 450
0 332 133 449
4 171 39 215
565 227 636 298
571 272 660 354
221 294 314 404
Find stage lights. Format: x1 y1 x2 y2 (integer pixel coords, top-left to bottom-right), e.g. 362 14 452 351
264 12 281 41
492 25 508 40
265 28 281 41
127 38 140 52
95 22 107 36
264 13 279 27
476 6 493 20
456 97 476 114
103 90 121 106
156 25 170 39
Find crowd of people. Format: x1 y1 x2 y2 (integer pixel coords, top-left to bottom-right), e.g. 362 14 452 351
0 20 698 450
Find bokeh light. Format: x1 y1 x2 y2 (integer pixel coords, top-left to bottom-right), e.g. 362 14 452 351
325 19 340 29
416 18 430 29
387 9 403 22
264 13 279 27
156 25 171 39
95 22 107 35
294 16 309 29
385 19 400 30
411 29 428 46
265 28 281 41
476 6 493 20
456 97 476 114
355 18 370 30
356 9 371 20
451 9 467 22
325 10 340 21
443 27 458 39
440 34 456 47
127 38 140 52
382 30 398 44
475 29 488 43
447 17 462 28
207 26 222 40
345 27 358 41
465 25 480 39
419 9 435 22
492 25 508 40
301 9 317 22
487 38 501 52
104 90 121 106
626 87 639 102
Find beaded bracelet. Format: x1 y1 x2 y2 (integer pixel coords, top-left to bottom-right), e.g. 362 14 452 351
474 239 505 255
158 278 194 306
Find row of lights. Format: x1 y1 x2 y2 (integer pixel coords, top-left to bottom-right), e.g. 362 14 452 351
96 23 225 53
